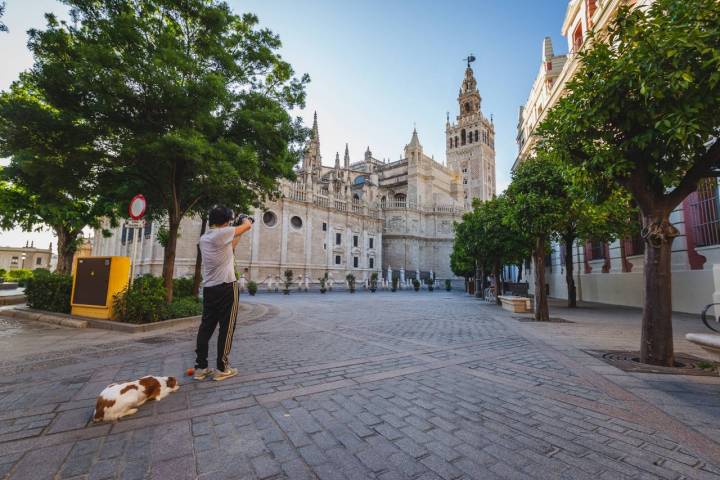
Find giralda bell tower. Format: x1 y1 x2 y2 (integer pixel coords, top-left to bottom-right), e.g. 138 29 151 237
446 55 496 208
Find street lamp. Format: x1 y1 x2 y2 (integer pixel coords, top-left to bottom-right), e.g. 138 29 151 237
20 253 26 269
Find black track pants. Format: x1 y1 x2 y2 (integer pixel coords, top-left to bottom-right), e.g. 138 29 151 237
195 281 239 371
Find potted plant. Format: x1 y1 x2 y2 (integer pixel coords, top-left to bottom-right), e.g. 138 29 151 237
426 278 434 292
412 279 420 292
370 272 378 293
391 276 398 292
283 269 293 295
319 273 328 294
346 273 356 293
445 279 452 292
247 281 257 296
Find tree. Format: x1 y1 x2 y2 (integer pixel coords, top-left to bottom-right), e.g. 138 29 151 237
505 155 568 321
0 77 116 273
28 0 309 301
0 2 7 32
539 0 720 365
452 196 530 303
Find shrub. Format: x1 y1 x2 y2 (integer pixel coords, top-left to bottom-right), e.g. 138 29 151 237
445 279 452 291
0 268 5 282
412 279 420 291
167 296 202 319
112 275 168 324
391 276 398 292
426 278 434 292
25 272 72 313
346 273 356 293
173 276 195 298
370 272 378 292
247 280 258 296
7 268 33 286
318 273 328 293
283 269 293 294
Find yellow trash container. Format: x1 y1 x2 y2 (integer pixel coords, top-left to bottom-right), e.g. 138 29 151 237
71 256 130 319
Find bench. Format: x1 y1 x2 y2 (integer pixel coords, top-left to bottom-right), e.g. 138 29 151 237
686 303 720 361
498 295 532 313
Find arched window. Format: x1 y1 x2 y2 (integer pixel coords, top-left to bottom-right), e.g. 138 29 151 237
474 130 479 142
380 196 386 208
468 132 472 144
353 193 360 201
461 129 466 146
394 193 406 207
454 136 458 148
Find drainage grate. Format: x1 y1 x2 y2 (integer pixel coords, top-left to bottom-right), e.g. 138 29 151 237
593 350 718 376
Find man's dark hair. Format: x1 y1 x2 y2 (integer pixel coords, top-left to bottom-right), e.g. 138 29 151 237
208 206 233 226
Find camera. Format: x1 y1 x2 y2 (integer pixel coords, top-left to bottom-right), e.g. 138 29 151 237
231 213 255 226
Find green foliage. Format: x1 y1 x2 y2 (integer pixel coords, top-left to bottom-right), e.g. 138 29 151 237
538 0 720 217
425 277 434 292
6 268 33 286
346 273 356 293
167 296 202 319
22 0 309 296
172 277 194 298
412 279 420 291
112 275 168 324
283 269 293 294
25 271 72 313
0 2 6 33
247 280 258 295
391 276 398 292
318 272 328 293
370 272 378 292
445 279 452 291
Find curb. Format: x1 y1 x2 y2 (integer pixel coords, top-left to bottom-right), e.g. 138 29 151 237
1 308 204 332
0 295 26 306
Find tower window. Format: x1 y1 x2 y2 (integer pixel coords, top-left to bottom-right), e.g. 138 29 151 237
322 222 327 231
369 238 374 249
353 257 359 268
336 233 342 245
353 235 359 247
369 257 374 269
474 130 479 142
461 129 466 146
335 255 341 265
454 137 458 148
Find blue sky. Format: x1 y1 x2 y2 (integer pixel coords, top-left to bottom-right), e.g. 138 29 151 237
0 0 568 249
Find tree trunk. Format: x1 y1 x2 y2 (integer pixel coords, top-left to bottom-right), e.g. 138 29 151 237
474 261 482 298
191 216 208 297
54 226 77 275
533 237 550 322
563 237 577 308
640 212 677 366
493 264 502 305
161 216 181 304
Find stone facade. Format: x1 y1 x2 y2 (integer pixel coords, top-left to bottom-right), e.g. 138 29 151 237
0 243 52 271
93 66 496 287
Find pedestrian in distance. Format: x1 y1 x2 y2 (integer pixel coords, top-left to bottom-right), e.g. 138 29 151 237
193 206 253 381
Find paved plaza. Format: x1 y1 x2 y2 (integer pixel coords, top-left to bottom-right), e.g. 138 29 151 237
1 292 720 479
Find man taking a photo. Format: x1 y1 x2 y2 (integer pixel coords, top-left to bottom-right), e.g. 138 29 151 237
193 206 253 381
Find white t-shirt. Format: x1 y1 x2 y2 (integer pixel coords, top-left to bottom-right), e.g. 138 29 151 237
200 227 236 287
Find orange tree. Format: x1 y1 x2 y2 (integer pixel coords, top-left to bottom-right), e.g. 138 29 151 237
539 0 720 365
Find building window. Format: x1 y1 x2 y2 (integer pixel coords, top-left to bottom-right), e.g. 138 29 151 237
468 132 472 144
290 216 303 229
454 137 458 148
690 177 720 247
587 0 597 19
463 179 468 185
462 167 467 174
335 255 341 265
10 256 18 266
369 257 374 269
369 238 374 249
263 211 278 227
353 257 358 268
590 240 605 260
336 233 342 245
474 130 479 142
353 235 358 247
572 23 584 52
144 221 152 239
380 196 386 208
322 222 327 231
36 257 42 266
323 243 326 250
461 129 466 146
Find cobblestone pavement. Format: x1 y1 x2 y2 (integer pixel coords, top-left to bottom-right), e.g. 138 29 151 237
1 292 720 480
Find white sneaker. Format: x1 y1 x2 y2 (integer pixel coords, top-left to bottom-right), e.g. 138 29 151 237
193 368 214 380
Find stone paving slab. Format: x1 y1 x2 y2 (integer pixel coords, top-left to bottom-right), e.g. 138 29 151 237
0 292 719 479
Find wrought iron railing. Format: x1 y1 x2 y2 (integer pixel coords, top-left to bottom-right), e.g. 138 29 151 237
690 178 720 247
701 303 720 333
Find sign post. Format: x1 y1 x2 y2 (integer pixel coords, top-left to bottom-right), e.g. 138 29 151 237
128 195 147 284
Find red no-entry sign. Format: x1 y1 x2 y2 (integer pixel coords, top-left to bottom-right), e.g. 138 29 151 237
128 194 147 220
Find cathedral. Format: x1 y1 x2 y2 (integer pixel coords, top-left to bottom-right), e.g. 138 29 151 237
92 64 496 288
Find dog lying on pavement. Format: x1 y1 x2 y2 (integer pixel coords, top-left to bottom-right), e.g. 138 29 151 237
93 375 179 422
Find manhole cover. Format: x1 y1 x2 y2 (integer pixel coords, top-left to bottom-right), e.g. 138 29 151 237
514 317 573 323
593 350 718 376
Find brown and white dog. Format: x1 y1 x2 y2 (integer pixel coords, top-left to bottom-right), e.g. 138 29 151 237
93 376 179 422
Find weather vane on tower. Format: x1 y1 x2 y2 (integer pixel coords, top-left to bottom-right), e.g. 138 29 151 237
464 54 476 68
